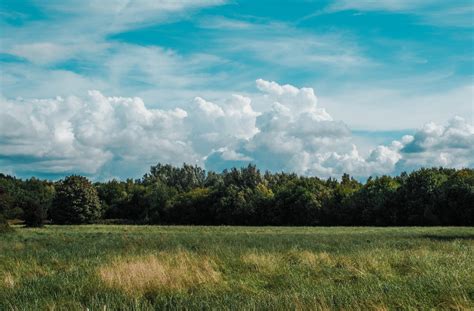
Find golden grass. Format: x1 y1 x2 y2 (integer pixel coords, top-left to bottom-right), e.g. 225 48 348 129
335 251 395 279
239 250 342 295
241 253 281 274
1 260 50 290
2 272 15 289
242 250 336 276
98 250 222 295
293 250 333 267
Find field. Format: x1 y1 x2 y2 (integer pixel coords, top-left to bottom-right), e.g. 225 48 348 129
1 226 473 310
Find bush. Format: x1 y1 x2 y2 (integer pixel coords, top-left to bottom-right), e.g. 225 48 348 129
50 175 102 224
0 213 11 233
22 198 46 227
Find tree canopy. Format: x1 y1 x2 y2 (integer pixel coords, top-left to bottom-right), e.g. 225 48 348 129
0 165 472 226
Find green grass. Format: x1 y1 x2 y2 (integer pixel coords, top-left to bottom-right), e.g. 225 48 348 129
1 226 473 310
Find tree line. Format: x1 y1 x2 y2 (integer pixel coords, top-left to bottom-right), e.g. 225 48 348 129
0 164 472 228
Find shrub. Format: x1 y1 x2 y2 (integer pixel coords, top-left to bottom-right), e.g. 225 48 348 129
0 213 11 233
22 198 46 227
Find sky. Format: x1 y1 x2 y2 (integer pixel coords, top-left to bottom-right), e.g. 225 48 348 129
0 0 473 180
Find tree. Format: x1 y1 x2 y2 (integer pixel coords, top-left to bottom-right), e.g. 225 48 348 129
436 169 474 225
0 213 10 233
0 166 472 227
354 176 400 226
326 173 362 225
50 175 102 224
22 197 46 227
394 168 449 225
95 179 129 219
251 183 275 225
0 174 24 219
166 187 213 224
143 163 206 191
21 178 54 227
145 181 177 224
0 185 15 219
273 181 322 226
214 184 250 225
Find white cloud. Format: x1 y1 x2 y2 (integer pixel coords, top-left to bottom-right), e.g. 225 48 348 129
30 0 226 32
0 0 229 104
9 43 73 65
0 80 472 179
327 0 473 28
188 94 260 156
199 17 254 30
218 30 370 69
320 83 474 130
1 43 228 108
203 80 473 178
205 80 373 176
328 0 437 12
0 91 197 177
398 116 474 170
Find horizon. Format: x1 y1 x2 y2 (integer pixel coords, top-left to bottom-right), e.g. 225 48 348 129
1 163 471 184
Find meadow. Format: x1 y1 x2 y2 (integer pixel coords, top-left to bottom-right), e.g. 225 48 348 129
1 226 473 310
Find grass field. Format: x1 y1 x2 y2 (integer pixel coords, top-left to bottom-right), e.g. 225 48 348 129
1 226 473 310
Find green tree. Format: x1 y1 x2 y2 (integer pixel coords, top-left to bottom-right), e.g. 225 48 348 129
22 178 54 227
144 163 206 191
436 169 474 225
95 180 129 219
50 175 102 224
0 174 24 219
166 187 213 224
355 176 400 225
22 197 47 227
274 181 322 226
394 168 450 225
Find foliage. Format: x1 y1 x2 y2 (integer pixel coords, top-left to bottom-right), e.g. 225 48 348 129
0 213 11 233
22 197 46 227
50 175 102 224
1 166 473 226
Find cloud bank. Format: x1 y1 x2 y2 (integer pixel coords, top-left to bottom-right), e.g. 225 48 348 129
1 80 472 179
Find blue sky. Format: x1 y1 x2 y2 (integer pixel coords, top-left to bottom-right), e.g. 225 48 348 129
0 0 473 180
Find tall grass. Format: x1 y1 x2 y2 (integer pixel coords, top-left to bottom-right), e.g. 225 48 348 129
1 226 473 310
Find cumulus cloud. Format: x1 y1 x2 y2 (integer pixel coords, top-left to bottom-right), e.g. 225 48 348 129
1 79 472 179
397 116 474 170
190 94 260 156
0 91 197 178
202 80 473 178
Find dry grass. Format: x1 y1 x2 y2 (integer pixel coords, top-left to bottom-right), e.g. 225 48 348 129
336 252 394 279
292 250 333 267
98 250 222 295
2 272 15 289
1 260 50 290
241 250 336 279
241 252 281 274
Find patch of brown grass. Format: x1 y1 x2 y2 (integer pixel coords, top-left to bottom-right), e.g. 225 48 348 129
3 272 15 289
241 253 281 274
1 260 49 290
335 251 394 279
294 250 333 267
241 250 335 276
98 250 222 295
